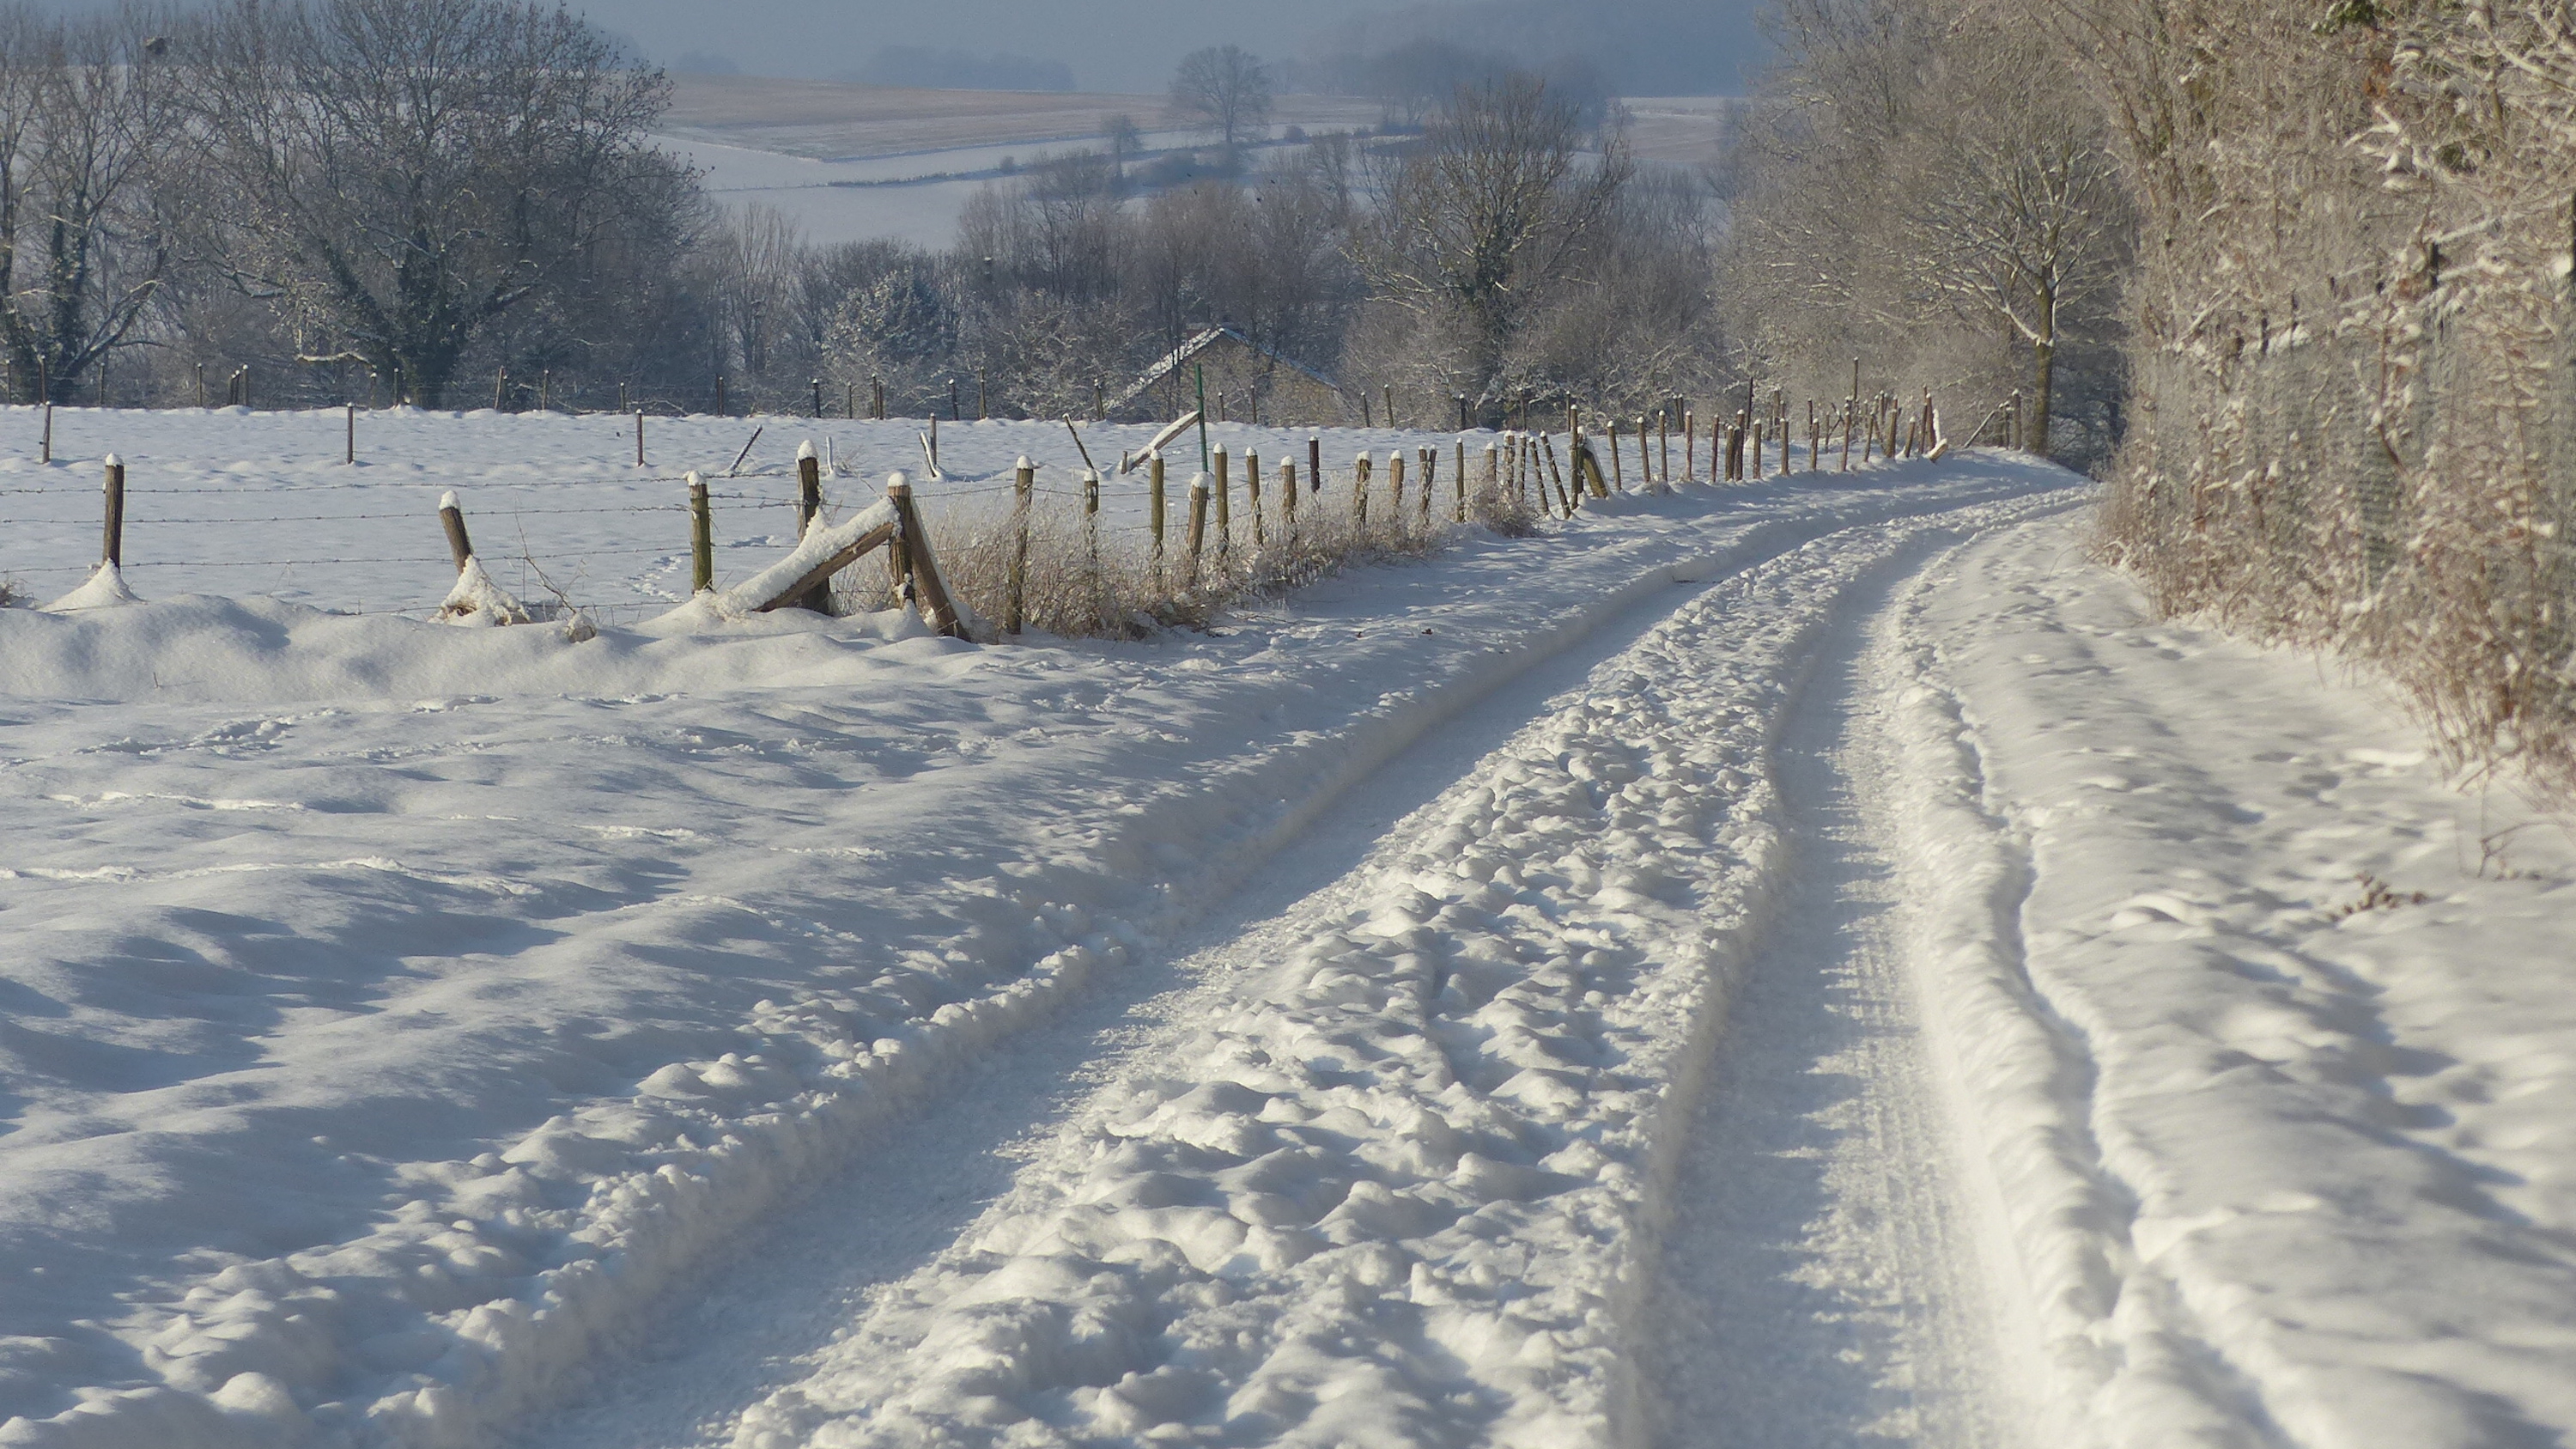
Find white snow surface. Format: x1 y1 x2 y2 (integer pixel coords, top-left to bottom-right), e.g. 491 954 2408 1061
3 431 2571 1449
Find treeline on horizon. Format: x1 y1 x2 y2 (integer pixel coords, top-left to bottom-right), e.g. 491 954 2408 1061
0 0 1737 429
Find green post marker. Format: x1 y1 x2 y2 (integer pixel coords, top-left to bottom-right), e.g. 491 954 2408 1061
1195 363 1211 470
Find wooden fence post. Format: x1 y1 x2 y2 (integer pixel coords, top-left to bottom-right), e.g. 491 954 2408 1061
495 368 507 411
101 454 125 567
1084 466 1102 626
1456 438 1468 521
1151 452 1167 581
345 403 356 465
1479 441 1496 519
796 441 830 612
1354 453 1371 527
635 410 647 467
1388 451 1405 532
1307 435 1321 498
1007 455 1035 632
886 476 964 637
1419 447 1435 528
1281 459 1297 541
41 402 53 464
1186 472 1210 587
194 363 205 409
1212 445 1230 557
716 374 728 417
440 490 475 573
1240 444 1261 539
690 471 714 593
1607 417 1625 490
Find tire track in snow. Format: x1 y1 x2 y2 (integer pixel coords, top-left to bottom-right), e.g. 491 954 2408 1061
518 507 1986 1449
1875 544 2296 1449
1636 539 2029 1449
516 495 2082 1449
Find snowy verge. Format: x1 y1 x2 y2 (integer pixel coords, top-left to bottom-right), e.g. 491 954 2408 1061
1880 520 2576 1447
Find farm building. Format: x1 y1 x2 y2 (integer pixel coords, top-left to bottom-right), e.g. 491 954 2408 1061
1109 326 1350 428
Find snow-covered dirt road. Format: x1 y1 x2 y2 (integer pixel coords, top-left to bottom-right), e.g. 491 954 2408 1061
7 446 2573 1449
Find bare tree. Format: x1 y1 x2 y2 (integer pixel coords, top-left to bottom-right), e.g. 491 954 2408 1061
1168 45 1273 155
0 7 175 404
1357 74 1630 417
1905 47 2130 455
174 0 675 406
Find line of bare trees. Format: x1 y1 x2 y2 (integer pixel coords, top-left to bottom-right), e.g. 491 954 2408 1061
3 0 1728 428
1710 0 2134 467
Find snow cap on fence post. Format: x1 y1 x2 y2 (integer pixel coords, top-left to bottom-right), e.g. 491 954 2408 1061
686 471 714 594
796 439 816 460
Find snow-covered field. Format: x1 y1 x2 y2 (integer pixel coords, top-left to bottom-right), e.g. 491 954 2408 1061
3 422 2570 1449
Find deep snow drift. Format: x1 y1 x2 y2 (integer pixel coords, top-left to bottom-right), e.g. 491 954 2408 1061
3 433 2568 1449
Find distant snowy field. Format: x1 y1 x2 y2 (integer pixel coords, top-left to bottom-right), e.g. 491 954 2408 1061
3 423 2572 1449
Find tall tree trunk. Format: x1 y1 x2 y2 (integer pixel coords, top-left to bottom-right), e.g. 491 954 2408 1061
2032 284 2058 458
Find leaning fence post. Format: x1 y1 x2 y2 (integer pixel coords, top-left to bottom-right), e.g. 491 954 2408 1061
101 454 125 567
440 490 474 573
885 474 963 637
1607 417 1625 490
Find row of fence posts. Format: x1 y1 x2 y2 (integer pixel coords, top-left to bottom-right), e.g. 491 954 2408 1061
41 368 2015 632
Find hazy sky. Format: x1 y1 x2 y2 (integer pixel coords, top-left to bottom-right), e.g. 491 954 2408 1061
563 0 1768 94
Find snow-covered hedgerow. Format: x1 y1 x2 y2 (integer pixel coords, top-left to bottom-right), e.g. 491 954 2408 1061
2083 0 2576 800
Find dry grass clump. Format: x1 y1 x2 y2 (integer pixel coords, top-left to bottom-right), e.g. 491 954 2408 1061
832 467 1543 639
0 577 23 608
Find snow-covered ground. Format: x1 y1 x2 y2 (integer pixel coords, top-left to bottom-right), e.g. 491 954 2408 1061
3 426 2571 1449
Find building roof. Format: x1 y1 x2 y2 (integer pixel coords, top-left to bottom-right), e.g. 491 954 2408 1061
1110 326 1343 413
